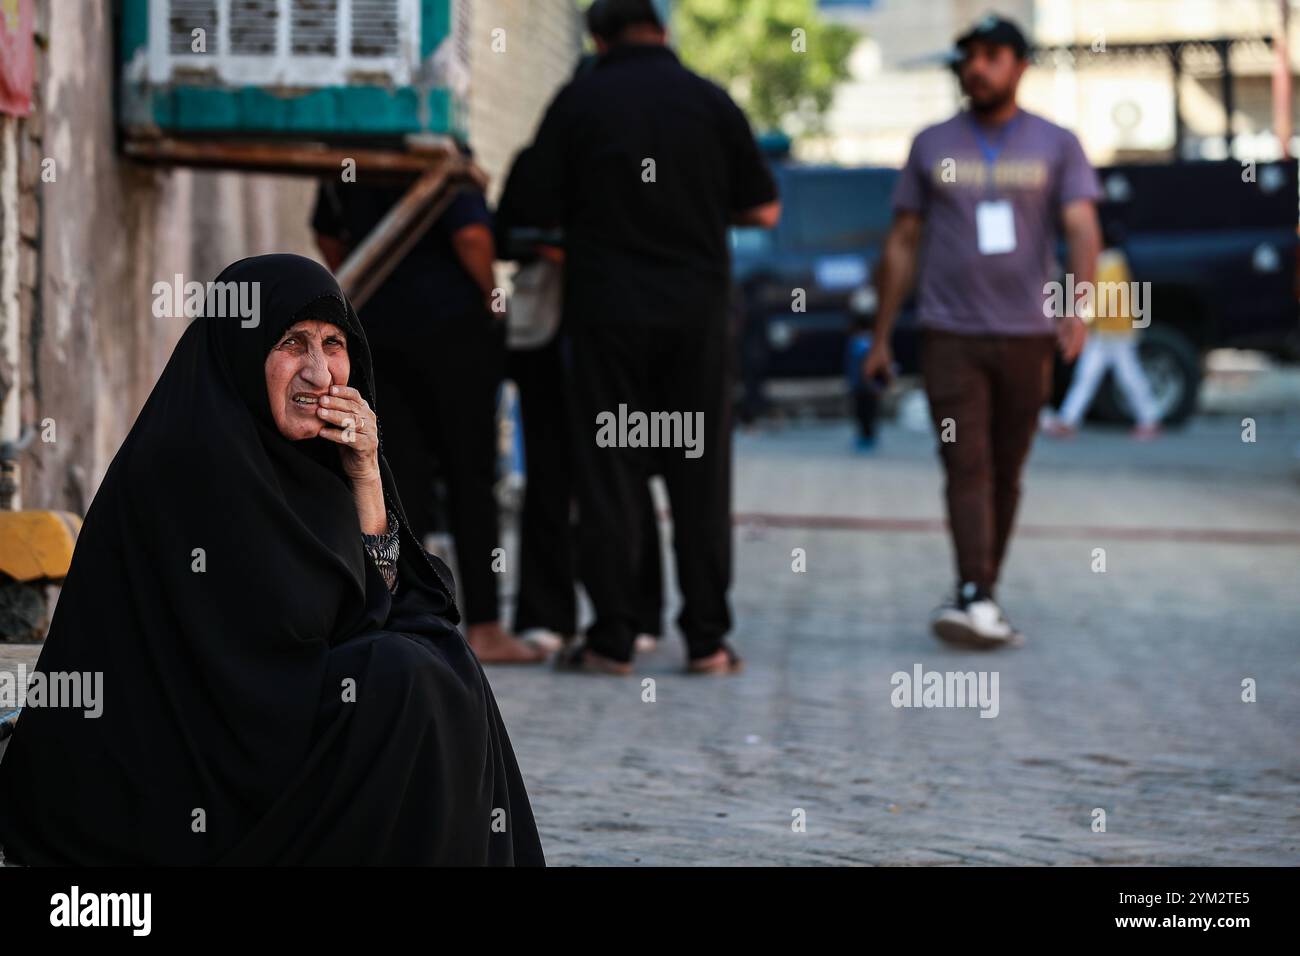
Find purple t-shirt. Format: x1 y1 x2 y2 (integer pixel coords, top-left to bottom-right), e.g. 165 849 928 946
891 109 1101 335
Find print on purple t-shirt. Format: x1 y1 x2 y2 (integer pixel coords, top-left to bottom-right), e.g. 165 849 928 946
891 109 1101 336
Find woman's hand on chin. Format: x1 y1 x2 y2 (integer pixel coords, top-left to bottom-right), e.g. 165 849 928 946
316 385 388 533
316 385 379 478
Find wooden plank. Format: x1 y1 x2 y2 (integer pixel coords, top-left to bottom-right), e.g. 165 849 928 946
120 135 489 314
121 136 465 180
336 167 460 310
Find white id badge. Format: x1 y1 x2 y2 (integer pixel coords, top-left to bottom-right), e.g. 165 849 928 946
976 200 1016 255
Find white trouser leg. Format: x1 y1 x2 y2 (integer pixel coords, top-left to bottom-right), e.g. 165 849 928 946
1110 336 1161 426
1058 337 1111 427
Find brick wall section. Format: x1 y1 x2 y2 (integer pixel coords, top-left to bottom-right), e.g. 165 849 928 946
10 2 49 511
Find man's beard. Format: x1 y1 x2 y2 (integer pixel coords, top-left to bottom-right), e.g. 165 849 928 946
965 83 1015 116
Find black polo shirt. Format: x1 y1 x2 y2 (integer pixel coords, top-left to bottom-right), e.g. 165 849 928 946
311 180 492 323
522 43 777 328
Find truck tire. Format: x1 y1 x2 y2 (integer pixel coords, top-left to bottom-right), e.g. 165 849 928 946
1095 324 1202 425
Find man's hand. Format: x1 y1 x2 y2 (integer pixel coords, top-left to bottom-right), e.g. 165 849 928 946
862 340 896 385
451 222 499 320
1057 314 1087 362
733 200 782 229
1060 198 1100 364
868 211 923 379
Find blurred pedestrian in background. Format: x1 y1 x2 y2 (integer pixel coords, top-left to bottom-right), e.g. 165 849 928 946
1044 220 1162 441
497 135 666 655
313 159 545 663
511 0 780 674
863 14 1101 647
845 325 885 452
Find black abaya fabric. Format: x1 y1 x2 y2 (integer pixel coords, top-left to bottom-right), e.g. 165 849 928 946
0 254 544 866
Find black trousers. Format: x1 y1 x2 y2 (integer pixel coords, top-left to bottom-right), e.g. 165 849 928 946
366 305 505 626
566 316 733 663
509 336 663 637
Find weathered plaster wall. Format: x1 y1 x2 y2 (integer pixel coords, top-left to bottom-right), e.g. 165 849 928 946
17 0 317 512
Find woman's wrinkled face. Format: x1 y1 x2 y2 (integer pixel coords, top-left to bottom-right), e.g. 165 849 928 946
264 319 351 440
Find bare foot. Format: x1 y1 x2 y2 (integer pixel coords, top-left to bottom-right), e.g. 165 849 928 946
1131 423 1161 442
468 622 548 664
555 643 633 675
686 644 743 675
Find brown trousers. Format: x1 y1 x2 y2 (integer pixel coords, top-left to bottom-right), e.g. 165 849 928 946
921 329 1055 592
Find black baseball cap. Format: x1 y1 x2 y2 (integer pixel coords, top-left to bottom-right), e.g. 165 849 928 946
955 14 1030 60
586 0 665 41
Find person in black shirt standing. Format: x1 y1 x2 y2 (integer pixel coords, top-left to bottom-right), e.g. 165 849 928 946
313 167 546 664
519 0 780 674
498 140 667 655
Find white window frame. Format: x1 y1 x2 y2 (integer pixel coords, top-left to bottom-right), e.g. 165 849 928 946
148 0 422 88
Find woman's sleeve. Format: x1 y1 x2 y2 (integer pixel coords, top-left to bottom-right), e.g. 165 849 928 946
362 509 401 593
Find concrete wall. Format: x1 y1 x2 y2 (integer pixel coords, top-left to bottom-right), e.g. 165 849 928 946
4 0 581 516
468 0 585 200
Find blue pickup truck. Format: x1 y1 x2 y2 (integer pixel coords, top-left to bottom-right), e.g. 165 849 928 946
731 157 1300 424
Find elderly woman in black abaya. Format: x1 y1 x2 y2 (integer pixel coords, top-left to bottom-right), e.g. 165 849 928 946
0 255 544 865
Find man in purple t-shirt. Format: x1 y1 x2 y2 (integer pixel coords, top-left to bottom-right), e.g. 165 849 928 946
863 14 1102 646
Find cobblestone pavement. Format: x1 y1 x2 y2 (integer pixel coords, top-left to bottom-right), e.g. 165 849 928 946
3 414 1298 866
485 414 1300 865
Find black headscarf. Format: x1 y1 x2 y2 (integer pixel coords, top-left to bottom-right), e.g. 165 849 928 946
0 255 543 865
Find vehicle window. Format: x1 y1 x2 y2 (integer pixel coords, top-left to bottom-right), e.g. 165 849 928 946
730 227 773 256
790 171 897 251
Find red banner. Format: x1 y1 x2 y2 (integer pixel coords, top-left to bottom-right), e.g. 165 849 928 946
0 0 35 117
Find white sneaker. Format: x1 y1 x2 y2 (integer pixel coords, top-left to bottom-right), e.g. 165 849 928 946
931 607 975 646
518 628 565 653
931 590 1019 648
965 599 1015 643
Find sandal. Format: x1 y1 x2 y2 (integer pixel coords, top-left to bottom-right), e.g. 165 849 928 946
686 641 744 675
554 642 633 676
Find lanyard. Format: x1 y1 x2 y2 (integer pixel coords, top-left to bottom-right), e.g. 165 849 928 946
968 110 1020 195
